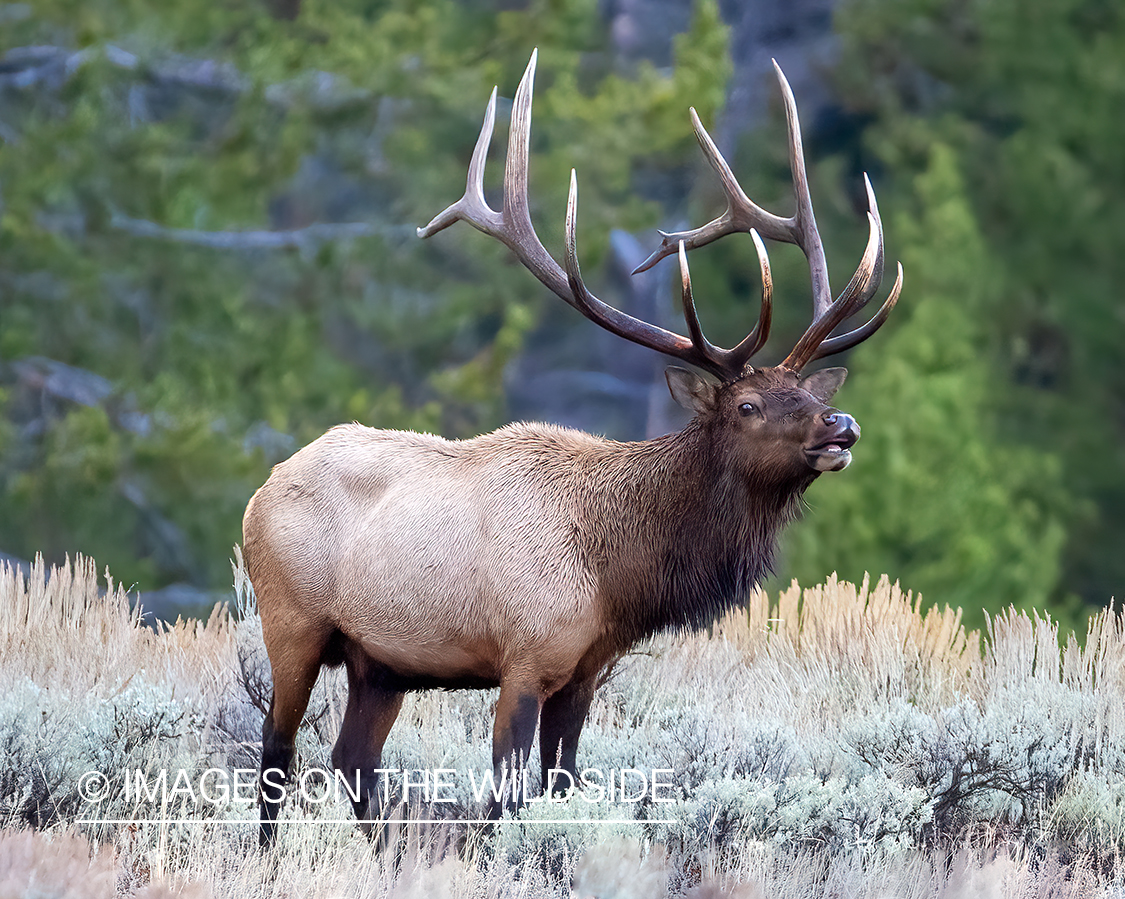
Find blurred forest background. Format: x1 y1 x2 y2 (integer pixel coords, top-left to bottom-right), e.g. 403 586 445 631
0 0 1120 632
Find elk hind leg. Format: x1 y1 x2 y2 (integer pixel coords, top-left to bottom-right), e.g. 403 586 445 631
332 646 404 835
259 633 328 847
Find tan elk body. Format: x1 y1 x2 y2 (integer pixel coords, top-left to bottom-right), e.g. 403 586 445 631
245 51 902 846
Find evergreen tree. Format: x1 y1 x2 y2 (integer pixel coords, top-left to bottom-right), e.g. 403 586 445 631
784 146 1077 632
0 0 732 593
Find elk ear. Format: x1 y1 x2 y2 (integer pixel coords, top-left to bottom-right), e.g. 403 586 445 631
800 367 847 403
665 366 717 415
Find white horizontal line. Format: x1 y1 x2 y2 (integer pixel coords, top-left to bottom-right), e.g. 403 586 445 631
77 818 679 826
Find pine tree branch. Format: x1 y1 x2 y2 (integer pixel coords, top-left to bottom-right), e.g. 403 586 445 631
108 213 412 250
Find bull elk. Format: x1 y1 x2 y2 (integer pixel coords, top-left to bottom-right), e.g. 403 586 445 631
244 50 902 846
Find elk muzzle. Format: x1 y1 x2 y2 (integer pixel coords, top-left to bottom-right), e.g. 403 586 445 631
806 411 860 472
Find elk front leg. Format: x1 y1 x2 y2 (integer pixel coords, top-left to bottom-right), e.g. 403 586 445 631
539 676 596 796
488 679 543 818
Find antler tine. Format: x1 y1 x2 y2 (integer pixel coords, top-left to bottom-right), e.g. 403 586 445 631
564 170 622 325
672 233 773 377
726 229 774 369
499 49 574 299
836 175 886 318
809 262 903 363
416 86 502 240
421 49 769 381
782 175 892 371
631 64 831 319
669 231 777 378
632 108 792 276
676 241 710 355
566 173 727 376
773 60 832 321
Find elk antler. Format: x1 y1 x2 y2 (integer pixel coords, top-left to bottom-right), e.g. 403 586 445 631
417 50 773 382
418 52 899 379
632 60 902 372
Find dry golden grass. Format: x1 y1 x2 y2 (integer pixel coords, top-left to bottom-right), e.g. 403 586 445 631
0 828 117 899
0 554 237 701
2 554 1122 897
717 574 977 703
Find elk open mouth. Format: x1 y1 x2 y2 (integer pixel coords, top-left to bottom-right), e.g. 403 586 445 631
806 430 859 472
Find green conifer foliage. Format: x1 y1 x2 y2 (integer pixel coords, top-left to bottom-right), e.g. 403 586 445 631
784 146 1077 632
0 0 732 593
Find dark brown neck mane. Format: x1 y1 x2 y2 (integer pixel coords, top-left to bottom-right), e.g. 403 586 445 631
581 420 817 646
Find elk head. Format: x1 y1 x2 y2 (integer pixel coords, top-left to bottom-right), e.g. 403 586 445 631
418 50 902 477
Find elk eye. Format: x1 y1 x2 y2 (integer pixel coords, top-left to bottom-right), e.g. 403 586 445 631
738 402 757 417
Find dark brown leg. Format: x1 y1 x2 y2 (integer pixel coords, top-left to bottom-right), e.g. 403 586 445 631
258 637 326 848
331 647 404 834
487 679 543 818
539 677 596 795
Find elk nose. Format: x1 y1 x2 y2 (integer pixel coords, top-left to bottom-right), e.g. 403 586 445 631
823 412 859 438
